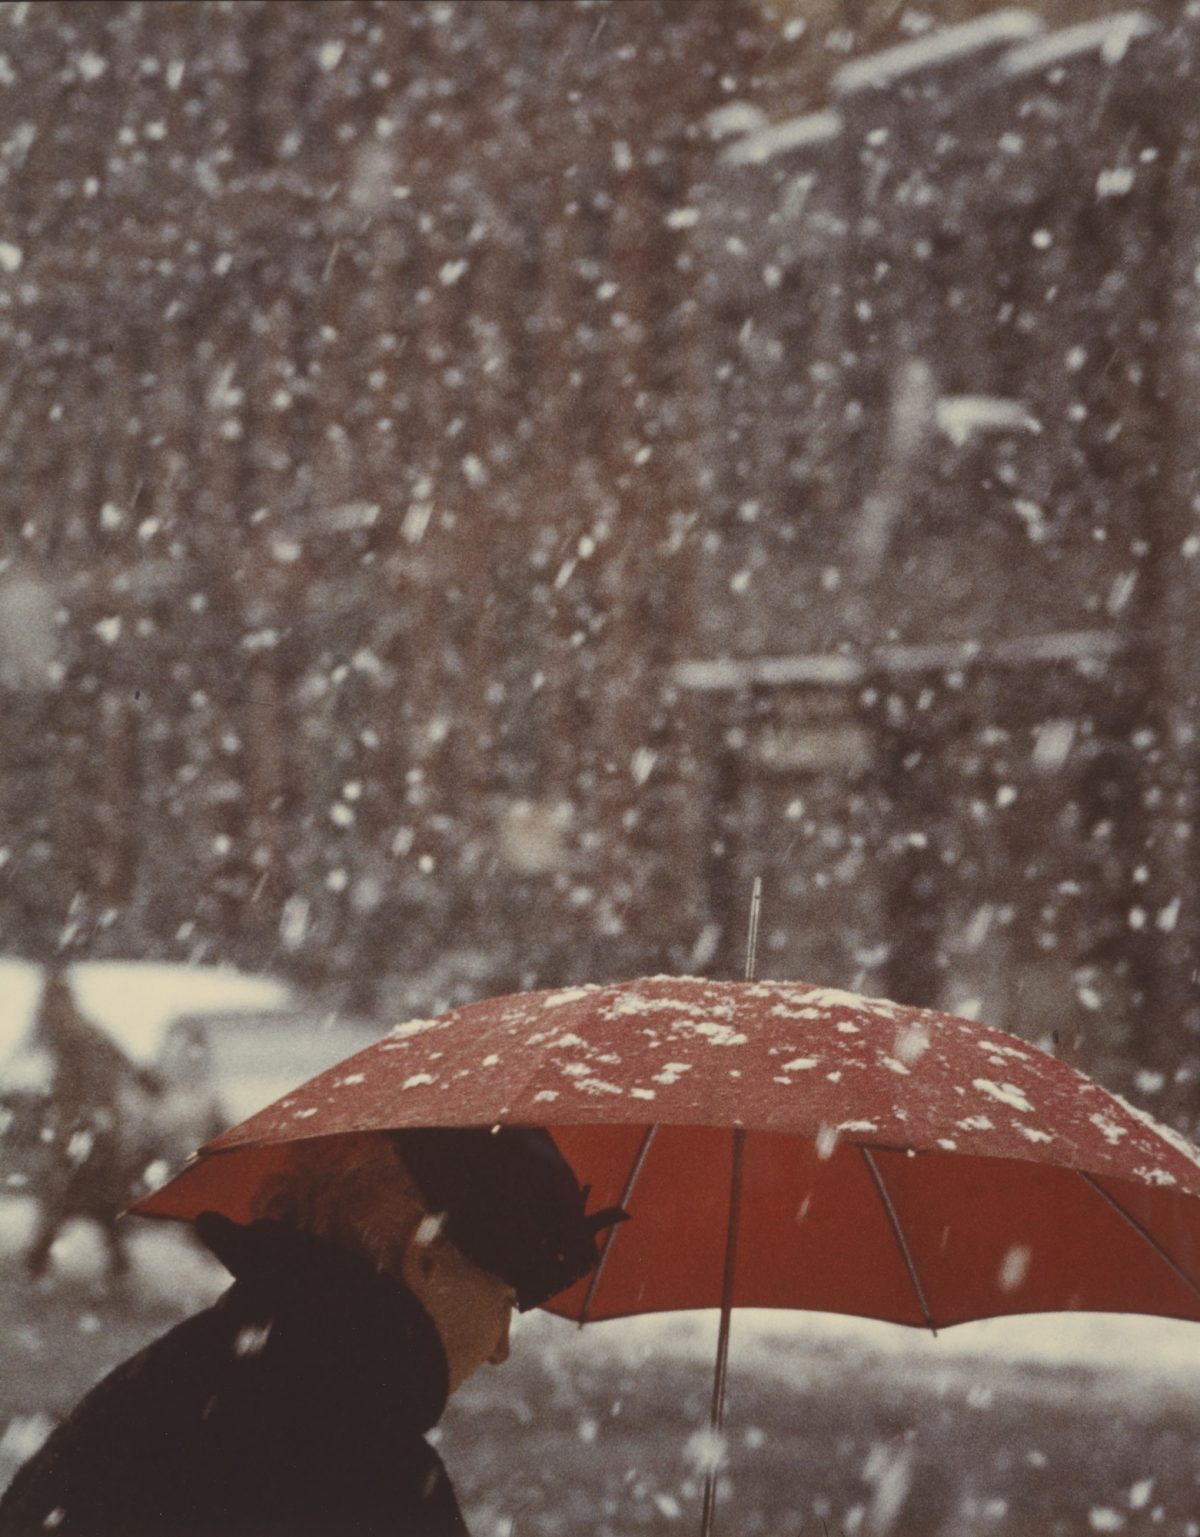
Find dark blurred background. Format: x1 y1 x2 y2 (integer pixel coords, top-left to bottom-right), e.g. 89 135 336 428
1 0 1198 1128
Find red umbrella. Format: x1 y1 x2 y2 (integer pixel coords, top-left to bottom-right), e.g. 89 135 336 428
133 972 1200 1531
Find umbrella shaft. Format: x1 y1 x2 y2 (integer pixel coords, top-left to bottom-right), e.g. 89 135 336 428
578 1124 658 1326
701 1125 746 1537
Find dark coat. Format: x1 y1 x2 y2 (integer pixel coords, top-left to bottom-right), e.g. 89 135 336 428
0 1216 470 1537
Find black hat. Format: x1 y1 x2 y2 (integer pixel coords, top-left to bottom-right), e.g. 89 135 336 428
391 1126 628 1311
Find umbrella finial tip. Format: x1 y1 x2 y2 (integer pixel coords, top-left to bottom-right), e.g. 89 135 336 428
744 877 763 983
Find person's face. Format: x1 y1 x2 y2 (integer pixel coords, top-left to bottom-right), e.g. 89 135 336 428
401 1229 516 1393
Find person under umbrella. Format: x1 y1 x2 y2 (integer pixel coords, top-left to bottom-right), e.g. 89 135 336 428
129 973 1200 1535
20 965 164 1285
0 1126 627 1537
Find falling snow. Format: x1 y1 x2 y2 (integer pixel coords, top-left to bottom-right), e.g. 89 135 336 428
3 2 1200 1530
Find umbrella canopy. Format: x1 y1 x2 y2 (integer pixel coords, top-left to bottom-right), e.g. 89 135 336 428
134 975 1200 1331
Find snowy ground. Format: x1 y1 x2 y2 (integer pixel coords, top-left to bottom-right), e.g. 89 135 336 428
0 958 293 1068
4 1198 1200 1535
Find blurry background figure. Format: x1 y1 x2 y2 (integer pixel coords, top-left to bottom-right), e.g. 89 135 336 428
18 966 163 1285
140 1018 227 1175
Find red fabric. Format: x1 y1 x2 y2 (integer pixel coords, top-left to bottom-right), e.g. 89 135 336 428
544 1130 1200 1326
132 978 1200 1330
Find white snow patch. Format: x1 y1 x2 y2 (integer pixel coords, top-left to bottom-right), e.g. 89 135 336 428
631 747 657 785
673 1020 747 1048
722 109 843 166
461 453 488 488
956 1114 995 1132
862 1440 914 1532
706 102 769 140
611 994 705 1018
834 10 1042 93
414 1213 446 1247
234 1321 273 1357
1096 166 1135 199
402 1073 435 1090
630 1087 657 1101
1088 1112 1129 1146
999 11 1153 78
390 1017 442 1039
595 1298 1200 1381
893 1023 931 1065
782 1056 820 1072
1113 1092 1200 1175
546 1031 588 1050
0 1414 53 1470
998 1245 1031 1292
880 1056 911 1077
770 1004 824 1022
980 1039 1033 1061
973 1079 1034 1114
1034 718 1076 767
937 395 1042 446
574 1077 623 1097
0 959 291 1066
542 988 593 1009
683 1428 727 1475
838 1119 877 1134
1157 897 1181 933
75 48 109 81
1132 1166 1177 1187
803 987 886 1013
653 1062 692 1086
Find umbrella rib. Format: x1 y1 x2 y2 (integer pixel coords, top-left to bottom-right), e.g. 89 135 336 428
1076 1169 1200 1303
860 1146 937 1333
577 1124 658 1326
701 1124 747 1537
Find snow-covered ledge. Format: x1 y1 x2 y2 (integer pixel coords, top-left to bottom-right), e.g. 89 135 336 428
673 631 1132 693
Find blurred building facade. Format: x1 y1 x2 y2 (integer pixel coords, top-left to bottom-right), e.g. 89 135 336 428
1 1 1198 1116
689 6 1200 1110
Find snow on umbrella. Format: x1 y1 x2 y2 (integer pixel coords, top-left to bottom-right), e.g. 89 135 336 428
133 975 1200 1531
